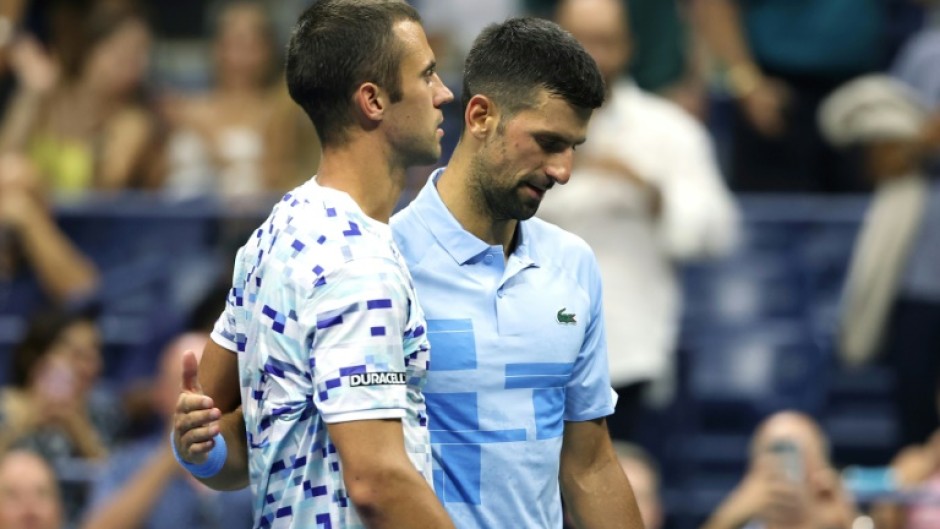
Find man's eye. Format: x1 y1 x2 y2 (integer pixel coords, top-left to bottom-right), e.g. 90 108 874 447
538 139 565 153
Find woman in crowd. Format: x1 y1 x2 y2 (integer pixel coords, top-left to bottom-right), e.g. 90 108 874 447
0 2 158 194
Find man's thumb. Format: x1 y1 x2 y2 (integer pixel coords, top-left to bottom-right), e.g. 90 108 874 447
181 350 203 393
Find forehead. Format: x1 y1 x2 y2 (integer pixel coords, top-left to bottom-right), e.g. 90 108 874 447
754 420 826 462
504 89 591 137
0 453 55 486
392 19 433 70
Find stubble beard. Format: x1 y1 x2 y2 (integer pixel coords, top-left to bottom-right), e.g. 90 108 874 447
468 150 538 222
393 126 441 169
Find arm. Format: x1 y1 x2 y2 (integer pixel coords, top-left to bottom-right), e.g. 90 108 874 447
700 457 808 529
173 341 250 491
307 257 455 528
560 418 644 529
691 0 755 78
0 37 59 152
79 446 180 529
0 176 100 302
700 486 762 529
329 418 456 529
98 109 156 190
691 0 787 136
655 117 739 260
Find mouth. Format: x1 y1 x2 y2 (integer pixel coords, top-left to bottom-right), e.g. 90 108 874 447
524 183 547 200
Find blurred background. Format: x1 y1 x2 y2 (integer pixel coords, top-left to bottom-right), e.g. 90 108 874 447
0 1 939 529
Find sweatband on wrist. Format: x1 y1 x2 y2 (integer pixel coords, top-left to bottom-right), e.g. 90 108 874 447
170 431 227 479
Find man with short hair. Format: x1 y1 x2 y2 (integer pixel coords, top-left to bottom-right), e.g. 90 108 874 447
171 1 456 528
0 449 64 529
175 13 642 529
390 17 643 529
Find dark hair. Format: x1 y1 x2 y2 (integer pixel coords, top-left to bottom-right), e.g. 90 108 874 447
11 308 99 389
58 2 149 80
285 0 421 146
462 17 605 117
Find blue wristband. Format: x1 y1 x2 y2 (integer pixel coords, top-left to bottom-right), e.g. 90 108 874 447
170 431 227 479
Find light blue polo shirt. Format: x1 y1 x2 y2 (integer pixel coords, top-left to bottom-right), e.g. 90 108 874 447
391 169 616 529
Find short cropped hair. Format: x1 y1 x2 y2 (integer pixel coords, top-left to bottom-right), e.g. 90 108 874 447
462 17 605 117
286 0 421 146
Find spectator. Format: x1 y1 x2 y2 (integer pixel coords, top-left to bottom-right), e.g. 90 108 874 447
866 430 940 529
867 378 940 529
163 1 317 199
819 75 940 448
693 0 887 192
0 448 64 529
525 0 706 118
0 2 158 194
0 308 117 460
545 0 738 439
80 332 253 529
701 411 856 529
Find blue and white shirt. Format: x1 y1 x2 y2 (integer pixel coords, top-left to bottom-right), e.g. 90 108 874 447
391 169 616 529
212 179 432 529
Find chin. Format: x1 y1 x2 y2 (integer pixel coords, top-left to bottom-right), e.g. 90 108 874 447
514 205 540 221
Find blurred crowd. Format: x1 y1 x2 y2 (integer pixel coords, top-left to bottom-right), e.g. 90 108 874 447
1 1 939 529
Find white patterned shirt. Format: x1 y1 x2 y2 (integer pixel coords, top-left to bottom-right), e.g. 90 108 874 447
212 179 432 529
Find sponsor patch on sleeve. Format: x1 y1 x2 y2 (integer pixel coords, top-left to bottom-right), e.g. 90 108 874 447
348 372 408 387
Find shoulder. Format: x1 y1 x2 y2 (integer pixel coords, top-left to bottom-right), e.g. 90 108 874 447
390 202 434 260
525 217 598 274
253 184 404 283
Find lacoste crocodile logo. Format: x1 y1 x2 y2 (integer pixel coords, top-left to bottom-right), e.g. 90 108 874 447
556 308 577 325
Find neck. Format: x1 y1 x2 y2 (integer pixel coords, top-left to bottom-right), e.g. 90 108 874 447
315 134 405 223
437 141 517 256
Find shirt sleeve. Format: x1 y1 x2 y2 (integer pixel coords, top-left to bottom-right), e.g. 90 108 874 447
564 252 616 422
210 247 245 353
657 116 740 260
300 256 414 424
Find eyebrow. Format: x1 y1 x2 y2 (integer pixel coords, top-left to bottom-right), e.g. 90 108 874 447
534 131 587 146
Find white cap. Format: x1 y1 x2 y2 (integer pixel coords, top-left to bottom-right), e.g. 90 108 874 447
819 75 928 147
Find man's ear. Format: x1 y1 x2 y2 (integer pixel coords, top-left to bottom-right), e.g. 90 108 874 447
465 94 499 140
354 82 386 122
